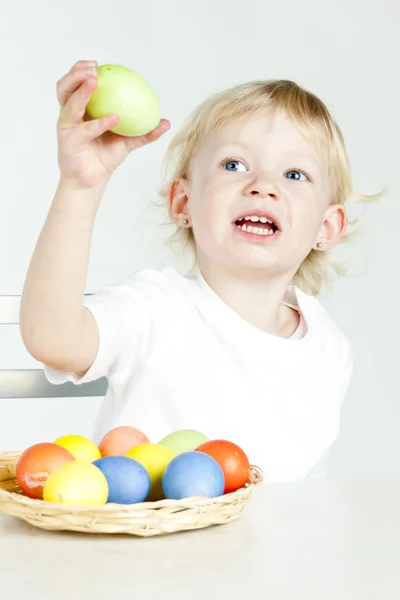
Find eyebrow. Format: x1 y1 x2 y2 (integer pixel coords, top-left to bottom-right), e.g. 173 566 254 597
213 143 322 166
282 150 321 166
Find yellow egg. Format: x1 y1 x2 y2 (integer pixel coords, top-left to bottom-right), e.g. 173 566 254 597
126 443 176 501
53 434 101 462
43 460 108 506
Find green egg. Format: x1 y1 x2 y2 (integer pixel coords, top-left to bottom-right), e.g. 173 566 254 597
86 63 161 137
158 429 209 454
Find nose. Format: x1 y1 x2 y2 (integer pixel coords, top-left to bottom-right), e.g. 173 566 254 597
243 172 280 200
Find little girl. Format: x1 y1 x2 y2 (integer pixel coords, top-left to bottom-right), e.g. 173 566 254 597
19 60 376 481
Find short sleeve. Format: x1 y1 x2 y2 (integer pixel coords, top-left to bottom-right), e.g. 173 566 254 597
43 271 157 386
340 337 354 405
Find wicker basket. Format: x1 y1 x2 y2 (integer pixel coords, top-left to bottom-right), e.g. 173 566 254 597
0 450 262 537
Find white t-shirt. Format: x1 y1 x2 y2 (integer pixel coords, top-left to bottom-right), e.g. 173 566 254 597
44 267 353 482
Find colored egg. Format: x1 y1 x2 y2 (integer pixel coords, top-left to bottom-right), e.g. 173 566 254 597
196 440 250 493
86 64 161 137
126 443 176 501
43 460 108 506
162 451 225 500
98 425 149 457
53 434 101 462
158 429 208 454
16 442 75 500
92 456 150 504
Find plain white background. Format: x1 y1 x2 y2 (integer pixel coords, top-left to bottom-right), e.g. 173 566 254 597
0 0 397 479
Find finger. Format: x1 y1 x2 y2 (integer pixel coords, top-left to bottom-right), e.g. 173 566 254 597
124 119 171 151
58 77 98 128
76 114 120 142
72 60 98 69
56 64 98 107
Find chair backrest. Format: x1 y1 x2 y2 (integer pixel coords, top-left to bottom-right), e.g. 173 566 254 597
0 295 108 399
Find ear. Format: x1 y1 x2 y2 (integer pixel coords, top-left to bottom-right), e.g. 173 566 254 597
167 178 191 225
314 204 347 251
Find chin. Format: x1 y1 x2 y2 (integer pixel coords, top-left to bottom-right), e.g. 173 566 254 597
221 251 284 274
199 233 300 277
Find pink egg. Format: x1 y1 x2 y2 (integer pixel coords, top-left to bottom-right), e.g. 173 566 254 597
98 426 150 457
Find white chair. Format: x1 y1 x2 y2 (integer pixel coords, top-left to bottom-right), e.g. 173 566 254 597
0 295 107 399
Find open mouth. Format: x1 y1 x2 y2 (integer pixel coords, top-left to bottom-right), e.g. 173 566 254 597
233 214 280 236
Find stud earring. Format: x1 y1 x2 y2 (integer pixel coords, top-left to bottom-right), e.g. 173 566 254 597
316 242 323 249
182 218 189 226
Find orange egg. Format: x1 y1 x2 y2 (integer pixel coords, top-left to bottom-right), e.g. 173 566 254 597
98 426 150 457
196 439 250 494
16 442 75 499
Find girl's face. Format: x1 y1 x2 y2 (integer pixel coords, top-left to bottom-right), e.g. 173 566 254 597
170 110 346 280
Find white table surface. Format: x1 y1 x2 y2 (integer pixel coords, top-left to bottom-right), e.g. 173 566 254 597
0 481 399 599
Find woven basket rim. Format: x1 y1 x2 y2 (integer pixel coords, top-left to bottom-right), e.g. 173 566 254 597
0 450 263 536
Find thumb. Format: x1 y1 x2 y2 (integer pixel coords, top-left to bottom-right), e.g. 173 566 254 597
77 114 120 142
124 119 171 152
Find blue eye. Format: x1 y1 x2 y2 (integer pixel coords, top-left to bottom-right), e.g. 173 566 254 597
285 170 308 181
223 159 247 172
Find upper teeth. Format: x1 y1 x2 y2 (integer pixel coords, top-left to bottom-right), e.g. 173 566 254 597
244 215 273 224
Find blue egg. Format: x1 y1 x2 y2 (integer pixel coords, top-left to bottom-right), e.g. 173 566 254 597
93 456 150 504
162 451 225 500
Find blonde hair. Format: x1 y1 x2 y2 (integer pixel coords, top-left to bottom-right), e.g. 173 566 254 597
159 79 384 295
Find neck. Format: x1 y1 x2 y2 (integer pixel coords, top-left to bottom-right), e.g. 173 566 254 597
199 261 300 337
